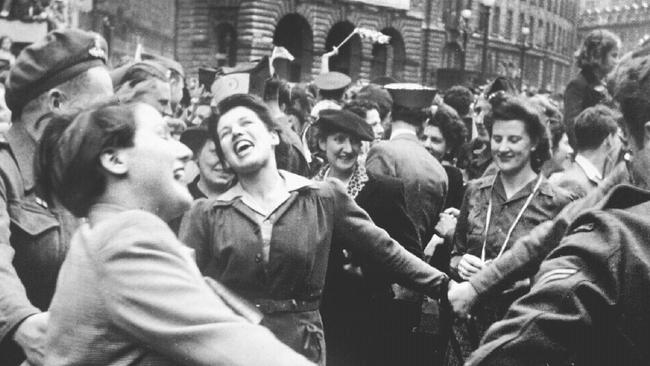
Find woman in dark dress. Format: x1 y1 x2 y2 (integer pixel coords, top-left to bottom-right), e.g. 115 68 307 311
564 29 621 149
180 94 453 365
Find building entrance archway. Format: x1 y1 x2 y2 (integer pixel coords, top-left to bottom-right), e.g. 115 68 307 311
273 13 314 82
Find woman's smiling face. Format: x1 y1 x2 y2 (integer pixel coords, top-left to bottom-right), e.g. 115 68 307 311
491 119 535 176
319 131 361 176
216 106 279 175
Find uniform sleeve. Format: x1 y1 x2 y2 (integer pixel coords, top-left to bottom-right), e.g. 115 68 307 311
466 230 616 366
0 174 40 342
99 217 313 366
329 180 449 300
178 199 212 271
449 185 473 280
365 145 395 177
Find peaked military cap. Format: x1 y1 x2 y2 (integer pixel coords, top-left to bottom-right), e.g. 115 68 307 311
5 28 108 113
314 71 351 91
384 83 437 109
315 108 374 141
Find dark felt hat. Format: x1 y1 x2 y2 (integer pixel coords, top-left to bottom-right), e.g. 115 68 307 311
314 71 351 91
180 126 210 156
384 83 437 109
5 29 108 114
315 109 374 141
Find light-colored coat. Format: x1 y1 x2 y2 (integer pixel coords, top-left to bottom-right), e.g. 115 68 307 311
45 204 312 366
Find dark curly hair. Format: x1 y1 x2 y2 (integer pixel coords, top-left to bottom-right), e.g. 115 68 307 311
443 86 474 117
575 29 621 73
424 103 468 161
484 94 551 172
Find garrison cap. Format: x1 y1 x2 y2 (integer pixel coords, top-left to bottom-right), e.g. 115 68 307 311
315 108 374 141
314 71 351 91
112 60 170 88
384 83 437 109
5 28 108 113
142 53 185 78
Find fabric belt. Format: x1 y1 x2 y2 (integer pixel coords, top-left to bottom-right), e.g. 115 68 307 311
253 298 320 314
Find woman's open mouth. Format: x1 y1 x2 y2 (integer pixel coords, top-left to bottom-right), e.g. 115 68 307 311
234 139 254 156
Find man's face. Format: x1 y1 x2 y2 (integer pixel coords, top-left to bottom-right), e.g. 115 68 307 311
30 66 113 141
135 79 173 117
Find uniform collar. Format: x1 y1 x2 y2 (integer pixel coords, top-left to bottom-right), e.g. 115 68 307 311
5 124 37 191
389 128 418 142
574 154 602 184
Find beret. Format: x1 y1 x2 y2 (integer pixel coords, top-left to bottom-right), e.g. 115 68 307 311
314 71 351 91
5 28 108 113
384 83 437 109
315 108 374 141
180 126 210 155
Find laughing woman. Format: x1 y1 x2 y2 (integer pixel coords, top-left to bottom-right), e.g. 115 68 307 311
180 94 452 365
39 102 312 366
445 95 574 366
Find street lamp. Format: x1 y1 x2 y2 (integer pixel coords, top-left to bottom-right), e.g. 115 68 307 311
480 0 496 83
460 9 472 82
517 25 531 91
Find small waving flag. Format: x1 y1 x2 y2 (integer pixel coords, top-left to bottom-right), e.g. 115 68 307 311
355 27 391 45
269 46 295 75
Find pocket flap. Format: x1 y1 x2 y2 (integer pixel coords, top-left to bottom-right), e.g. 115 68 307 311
9 200 59 236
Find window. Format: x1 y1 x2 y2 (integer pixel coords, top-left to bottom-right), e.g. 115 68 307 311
505 9 514 40
492 6 501 36
537 19 543 46
529 16 535 41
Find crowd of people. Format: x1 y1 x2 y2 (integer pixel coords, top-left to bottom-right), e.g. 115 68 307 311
0 24 648 366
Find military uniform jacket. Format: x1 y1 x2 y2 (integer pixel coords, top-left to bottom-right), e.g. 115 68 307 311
0 125 78 357
366 133 448 250
467 184 650 366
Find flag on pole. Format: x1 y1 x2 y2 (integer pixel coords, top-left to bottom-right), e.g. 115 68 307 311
355 27 391 44
269 46 295 75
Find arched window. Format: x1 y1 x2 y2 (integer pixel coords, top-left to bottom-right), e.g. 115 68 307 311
442 42 462 69
325 21 361 80
215 23 237 67
370 27 406 81
273 13 314 82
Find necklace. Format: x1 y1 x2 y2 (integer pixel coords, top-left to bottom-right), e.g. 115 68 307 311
480 173 544 262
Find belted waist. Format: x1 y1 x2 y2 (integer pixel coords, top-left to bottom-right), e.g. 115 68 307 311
253 298 320 314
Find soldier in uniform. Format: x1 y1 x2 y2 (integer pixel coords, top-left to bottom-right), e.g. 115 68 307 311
0 29 113 366
464 41 650 366
365 83 448 366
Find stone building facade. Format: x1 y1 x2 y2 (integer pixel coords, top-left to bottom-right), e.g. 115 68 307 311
175 0 578 91
175 0 423 83
579 3 650 55
76 0 176 66
430 0 579 91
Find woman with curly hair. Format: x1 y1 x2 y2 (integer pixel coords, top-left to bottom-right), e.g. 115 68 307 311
564 29 621 148
444 94 574 366
421 103 467 209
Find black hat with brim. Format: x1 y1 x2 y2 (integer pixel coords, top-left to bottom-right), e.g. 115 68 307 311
315 109 374 141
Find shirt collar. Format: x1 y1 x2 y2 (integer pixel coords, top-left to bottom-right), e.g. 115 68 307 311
574 154 602 183
217 170 314 202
